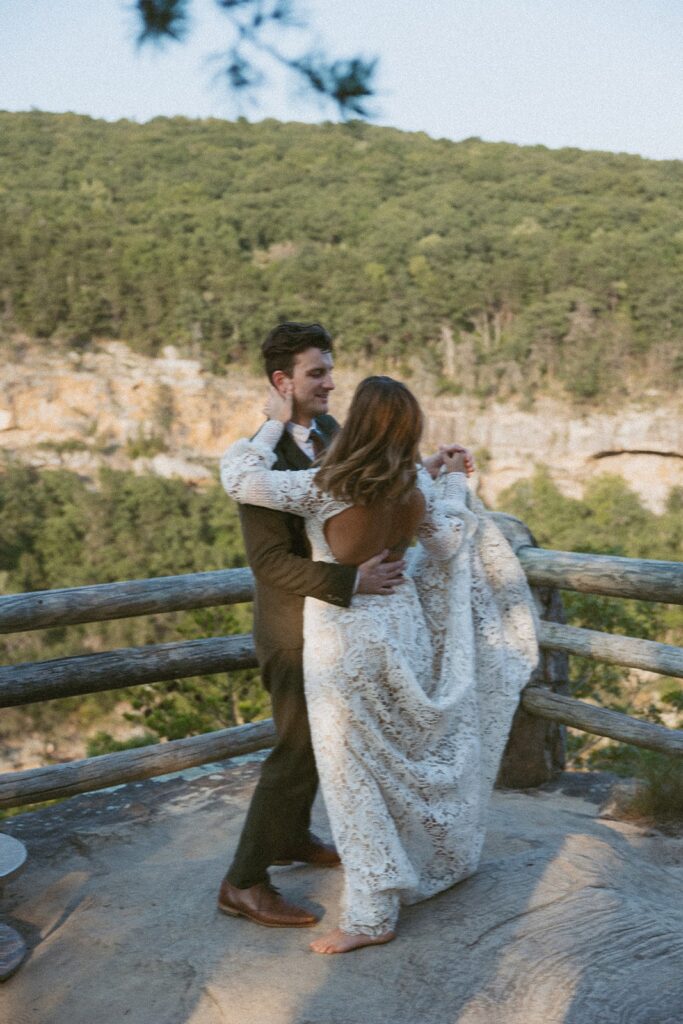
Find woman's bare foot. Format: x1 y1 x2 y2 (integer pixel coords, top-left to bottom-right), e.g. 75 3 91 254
309 927 396 955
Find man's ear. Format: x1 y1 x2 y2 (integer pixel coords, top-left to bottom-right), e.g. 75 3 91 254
271 370 291 395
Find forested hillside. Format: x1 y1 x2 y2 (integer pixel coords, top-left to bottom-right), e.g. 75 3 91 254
1 111 682 400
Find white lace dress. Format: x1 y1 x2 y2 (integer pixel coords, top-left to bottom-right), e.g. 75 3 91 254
221 420 539 936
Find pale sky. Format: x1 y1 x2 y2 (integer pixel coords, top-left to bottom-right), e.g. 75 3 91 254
1 0 682 160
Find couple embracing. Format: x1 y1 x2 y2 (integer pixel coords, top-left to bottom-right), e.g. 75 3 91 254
218 322 538 955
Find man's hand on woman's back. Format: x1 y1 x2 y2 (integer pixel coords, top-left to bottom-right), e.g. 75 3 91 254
356 550 406 595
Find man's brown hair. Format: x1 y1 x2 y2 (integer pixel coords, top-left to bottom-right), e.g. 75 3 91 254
261 322 333 381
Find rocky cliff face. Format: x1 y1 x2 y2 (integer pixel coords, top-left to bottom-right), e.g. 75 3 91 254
1 340 682 512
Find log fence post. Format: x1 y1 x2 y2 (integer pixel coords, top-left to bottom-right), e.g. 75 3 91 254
491 513 569 788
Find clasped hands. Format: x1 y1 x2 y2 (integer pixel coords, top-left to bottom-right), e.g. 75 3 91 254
422 444 476 479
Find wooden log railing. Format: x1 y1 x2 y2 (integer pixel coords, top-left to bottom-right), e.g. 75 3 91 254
2 623 682 710
0 520 681 809
518 548 683 604
520 690 683 756
0 569 254 634
0 720 277 808
0 636 258 708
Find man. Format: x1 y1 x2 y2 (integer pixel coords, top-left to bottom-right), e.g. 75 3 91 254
217 322 406 928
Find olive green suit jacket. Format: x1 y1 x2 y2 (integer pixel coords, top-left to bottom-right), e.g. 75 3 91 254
238 413 357 660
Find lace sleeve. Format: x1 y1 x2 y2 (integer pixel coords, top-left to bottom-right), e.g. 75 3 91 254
416 466 478 560
220 420 319 515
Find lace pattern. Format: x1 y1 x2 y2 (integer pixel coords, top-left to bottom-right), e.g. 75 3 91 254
221 427 539 936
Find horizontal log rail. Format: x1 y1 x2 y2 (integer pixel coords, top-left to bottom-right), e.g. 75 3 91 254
521 689 683 756
0 568 254 635
0 719 277 810
518 548 683 605
3 685 680 810
0 635 258 708
1 621 679 712
538 622 683 679
1 545 681 639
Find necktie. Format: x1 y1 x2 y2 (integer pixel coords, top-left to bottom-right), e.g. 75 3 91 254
308 428 325 459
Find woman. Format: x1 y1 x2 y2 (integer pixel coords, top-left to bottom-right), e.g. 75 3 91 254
221 376 538 954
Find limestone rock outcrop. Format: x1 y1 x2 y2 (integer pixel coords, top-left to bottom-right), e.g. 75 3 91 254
1 340 681 511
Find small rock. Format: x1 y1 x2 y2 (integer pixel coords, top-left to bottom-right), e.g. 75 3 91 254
0 408 15 431
599 778 647 820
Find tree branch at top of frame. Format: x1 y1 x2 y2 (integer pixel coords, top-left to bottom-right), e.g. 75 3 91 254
134 0 378 119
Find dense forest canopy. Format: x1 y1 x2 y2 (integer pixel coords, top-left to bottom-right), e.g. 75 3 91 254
1 110 682 400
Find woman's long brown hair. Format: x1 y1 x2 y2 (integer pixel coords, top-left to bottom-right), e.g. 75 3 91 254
315 376 424 505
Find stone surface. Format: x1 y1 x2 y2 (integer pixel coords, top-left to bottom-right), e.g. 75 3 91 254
1 340 681 509
2 763 682 1023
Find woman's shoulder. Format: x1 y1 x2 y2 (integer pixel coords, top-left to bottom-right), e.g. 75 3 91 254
406 484 427 515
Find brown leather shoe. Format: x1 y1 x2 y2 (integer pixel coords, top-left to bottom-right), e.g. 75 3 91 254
272 833 341 868
217 878 319 928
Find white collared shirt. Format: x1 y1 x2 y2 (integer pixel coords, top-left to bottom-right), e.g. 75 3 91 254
286 419 320 460
252 417 362 593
